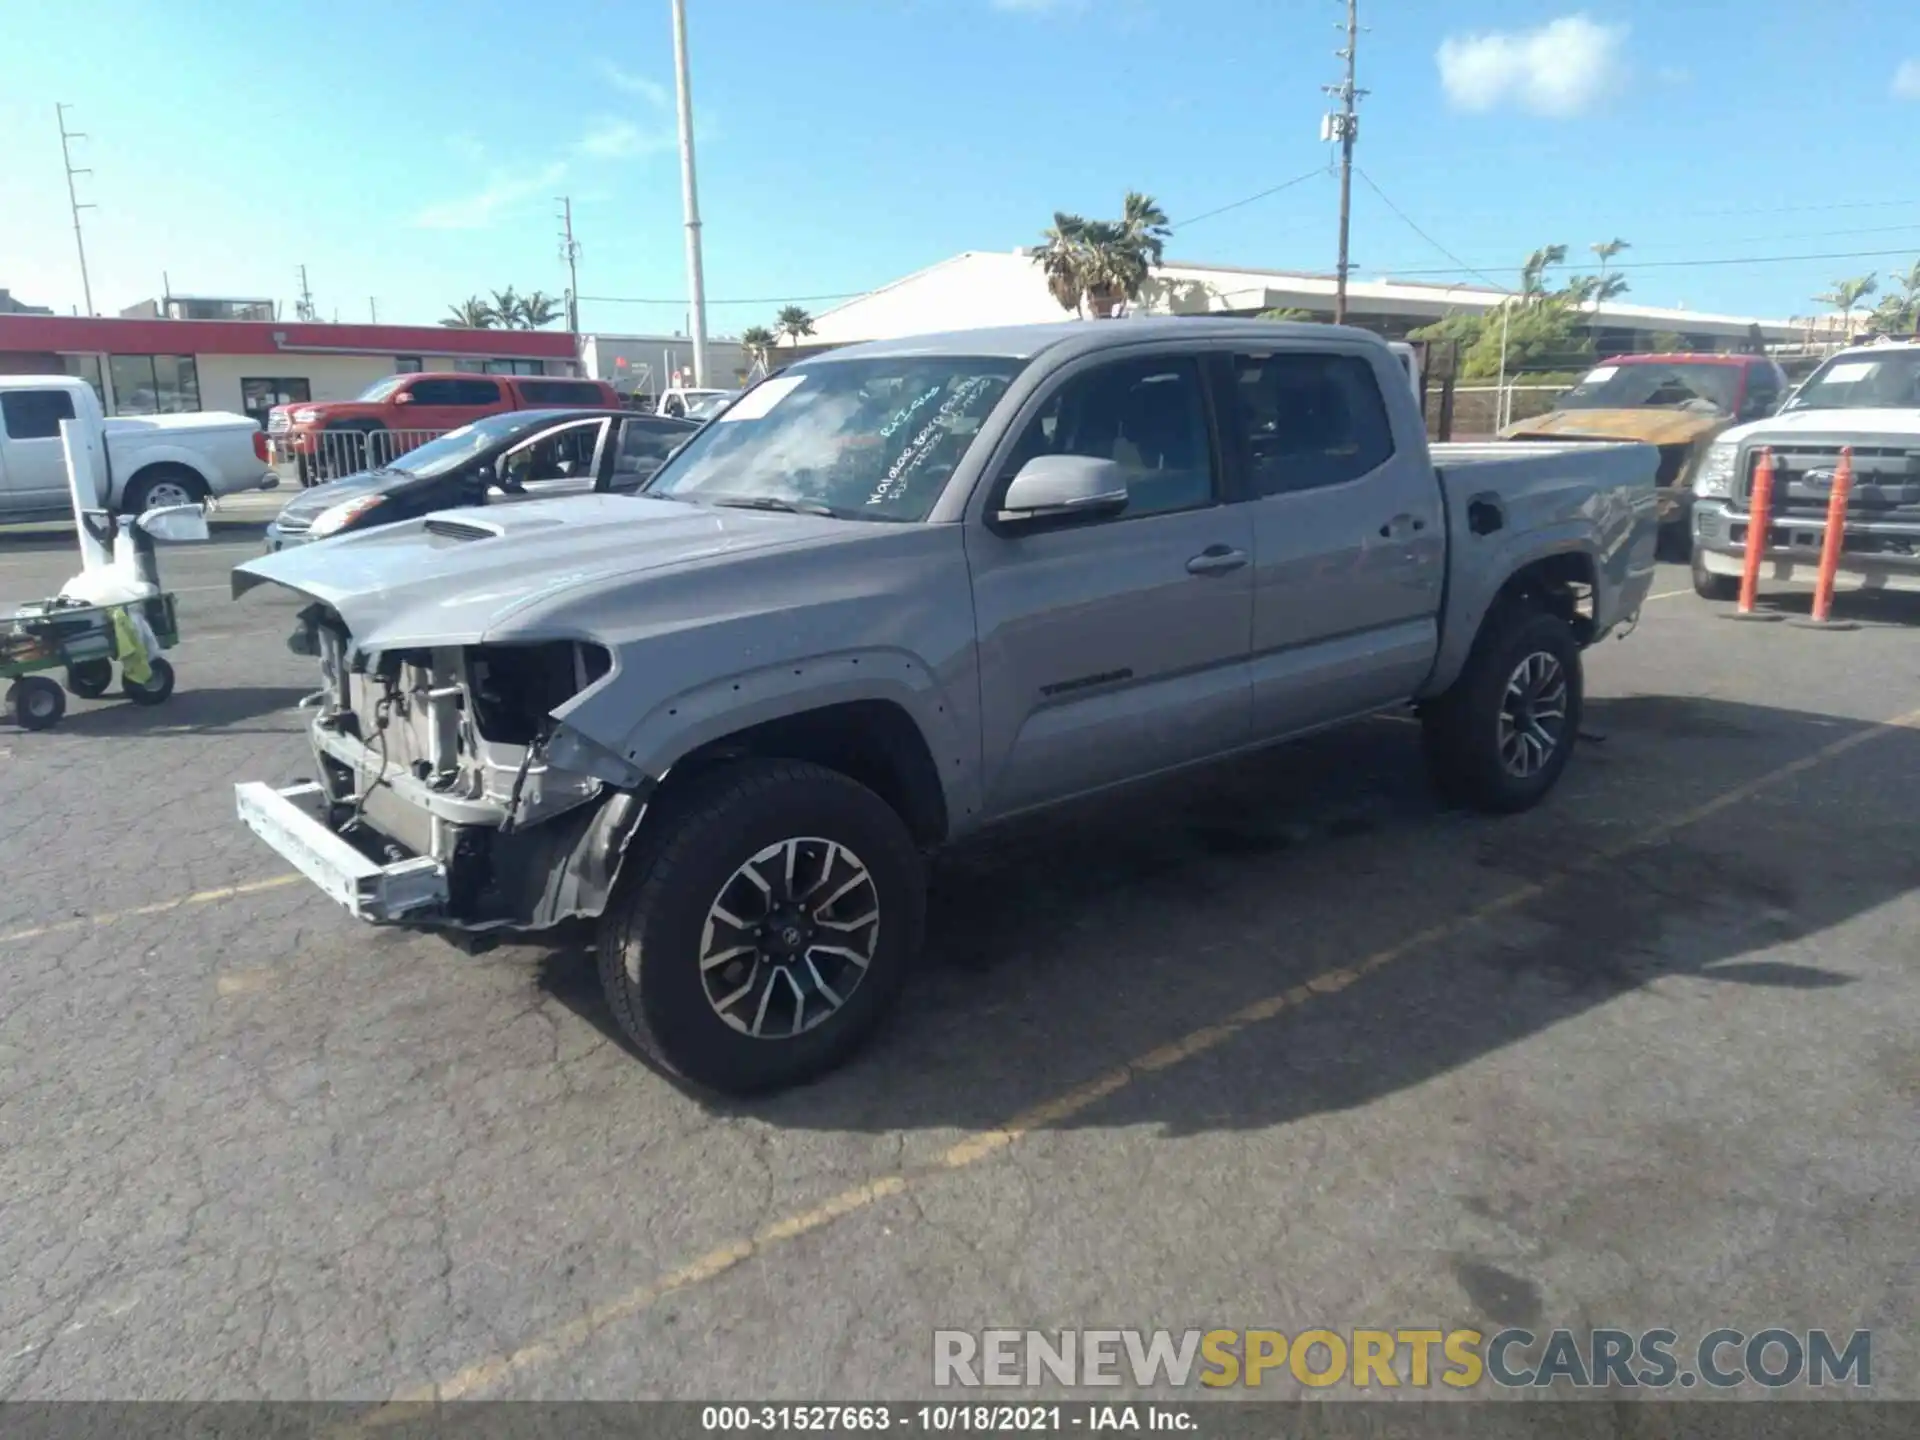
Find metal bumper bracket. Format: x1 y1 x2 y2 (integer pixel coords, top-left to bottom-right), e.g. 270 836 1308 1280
235 780 448 922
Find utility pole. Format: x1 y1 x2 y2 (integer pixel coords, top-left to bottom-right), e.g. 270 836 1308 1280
557 196 582 336
670 0 710 386
1321 0 1366 325
296 265 316 322
369 297 378 324
56 104 96 316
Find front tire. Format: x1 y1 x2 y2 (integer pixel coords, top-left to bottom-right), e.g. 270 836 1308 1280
1422 604 1583 814
11 675 66 731
597 758 924 1095
1691 547 1740 602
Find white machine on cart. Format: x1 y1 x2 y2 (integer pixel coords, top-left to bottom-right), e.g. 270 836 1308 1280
1 419 210 731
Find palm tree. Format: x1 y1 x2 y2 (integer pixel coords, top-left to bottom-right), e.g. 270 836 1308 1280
488 287 523 331
442 296 496 328
740 325 776 367
1868 260 1920 334
1116 191 1170 269
1037 212 1091 317
516 290 563 329
1813 275 1878 338
775 306 815 349
1520 245 1569 300
1566 272 1630 306
1590 238 1630 280
1032 192 1171 319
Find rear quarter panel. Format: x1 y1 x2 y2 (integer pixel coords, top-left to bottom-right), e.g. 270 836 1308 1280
105 418 262 500
1422 440 1658 696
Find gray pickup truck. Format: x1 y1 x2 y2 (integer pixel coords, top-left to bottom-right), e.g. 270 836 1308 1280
234 319 1658 1094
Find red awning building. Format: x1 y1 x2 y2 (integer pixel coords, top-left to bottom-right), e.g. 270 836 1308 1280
0 314 580 428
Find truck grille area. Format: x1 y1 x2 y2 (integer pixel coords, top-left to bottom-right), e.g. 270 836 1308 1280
1740 443 1920 519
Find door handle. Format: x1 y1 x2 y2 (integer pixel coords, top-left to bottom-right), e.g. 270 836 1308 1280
1378 513 1428 539
1186 545 1248 576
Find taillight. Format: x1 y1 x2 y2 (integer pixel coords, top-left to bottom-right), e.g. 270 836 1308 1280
253 431 269 462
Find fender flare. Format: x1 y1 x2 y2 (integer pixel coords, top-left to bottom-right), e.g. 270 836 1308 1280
601 647 978 824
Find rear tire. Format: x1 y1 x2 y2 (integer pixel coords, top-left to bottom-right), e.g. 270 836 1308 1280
67 659 113 698
1691 547 1740 602
122 465 207 515
1421 603 1583 814
596 758 924 1095
11 675 66 731
122 657 175 706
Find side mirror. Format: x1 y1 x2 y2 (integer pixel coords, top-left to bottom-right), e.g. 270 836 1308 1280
392 392 414 406
997 454 1129 524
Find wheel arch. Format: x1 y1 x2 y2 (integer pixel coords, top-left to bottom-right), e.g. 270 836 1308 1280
1424 537 1600 697
648 697 952 849
119 459 210 512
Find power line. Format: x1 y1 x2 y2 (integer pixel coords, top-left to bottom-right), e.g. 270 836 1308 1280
578 290 867 307
1353 165 1512 294
55 103 95 316
557 196 581 335
1169 166 1329 232
1323 0 1365 322
1375 247 1920 279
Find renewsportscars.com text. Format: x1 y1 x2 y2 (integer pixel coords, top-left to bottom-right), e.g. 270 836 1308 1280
932 1327 1872 1391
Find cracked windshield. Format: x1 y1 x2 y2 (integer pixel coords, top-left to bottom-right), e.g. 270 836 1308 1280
645 358 1024 519
1554 362 1739 413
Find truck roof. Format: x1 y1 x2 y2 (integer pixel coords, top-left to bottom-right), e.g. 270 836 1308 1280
807 317 1391 364
1595 352 1772 367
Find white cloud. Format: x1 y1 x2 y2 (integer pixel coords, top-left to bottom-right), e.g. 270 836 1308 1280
1894 58 1920 100
991 0 1086 12
575 116 675 160
1437 14 1626 117
598 60 671 109
411 162 568 230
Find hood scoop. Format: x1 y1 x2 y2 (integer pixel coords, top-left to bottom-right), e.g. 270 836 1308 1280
425 517 500 542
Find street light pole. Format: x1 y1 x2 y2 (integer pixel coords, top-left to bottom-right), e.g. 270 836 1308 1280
670 0 710 387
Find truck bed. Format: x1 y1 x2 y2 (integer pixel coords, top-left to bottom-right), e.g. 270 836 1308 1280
1422 438 1659 698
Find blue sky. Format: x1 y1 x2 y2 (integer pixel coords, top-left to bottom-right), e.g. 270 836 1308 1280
2 0 1917 334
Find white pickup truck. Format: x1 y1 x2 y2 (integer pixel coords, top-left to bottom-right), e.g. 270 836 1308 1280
0 375 274 524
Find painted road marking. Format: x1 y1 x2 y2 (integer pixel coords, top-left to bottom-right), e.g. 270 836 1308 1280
0 875 301 946
331 705 1920 1413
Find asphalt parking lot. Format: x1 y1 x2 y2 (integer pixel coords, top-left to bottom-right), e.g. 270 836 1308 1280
2 508 1917 1404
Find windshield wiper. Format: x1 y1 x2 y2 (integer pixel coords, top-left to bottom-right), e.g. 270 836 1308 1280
709 494 841 518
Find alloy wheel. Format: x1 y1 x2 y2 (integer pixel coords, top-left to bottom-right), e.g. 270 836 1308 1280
698 837 881 1039
1497 650 1569 779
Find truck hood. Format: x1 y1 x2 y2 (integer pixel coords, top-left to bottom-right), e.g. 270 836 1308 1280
1713 406 1920 446
1501 407 1728 446
104 410 257 437
231 493 863 652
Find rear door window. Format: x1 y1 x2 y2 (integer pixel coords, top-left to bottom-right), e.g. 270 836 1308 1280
1225 352 1395 496
1 388 78 440
454 379 502 406
518 379 604 405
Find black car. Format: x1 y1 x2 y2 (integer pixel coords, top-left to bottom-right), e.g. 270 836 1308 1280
262 408 699 551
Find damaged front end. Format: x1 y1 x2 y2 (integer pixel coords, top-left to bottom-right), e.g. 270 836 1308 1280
237 603 652 933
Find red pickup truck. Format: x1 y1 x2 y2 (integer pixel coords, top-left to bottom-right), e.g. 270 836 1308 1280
268 371 621 483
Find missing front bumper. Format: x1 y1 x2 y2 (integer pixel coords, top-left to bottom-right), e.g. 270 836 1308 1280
235 780 448 922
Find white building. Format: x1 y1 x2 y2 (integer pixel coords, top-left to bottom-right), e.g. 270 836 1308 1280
787 250 1805 355
580 333 750 399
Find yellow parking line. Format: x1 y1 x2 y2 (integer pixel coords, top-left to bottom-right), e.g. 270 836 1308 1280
336 704 1920 1413
0 874 301 946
